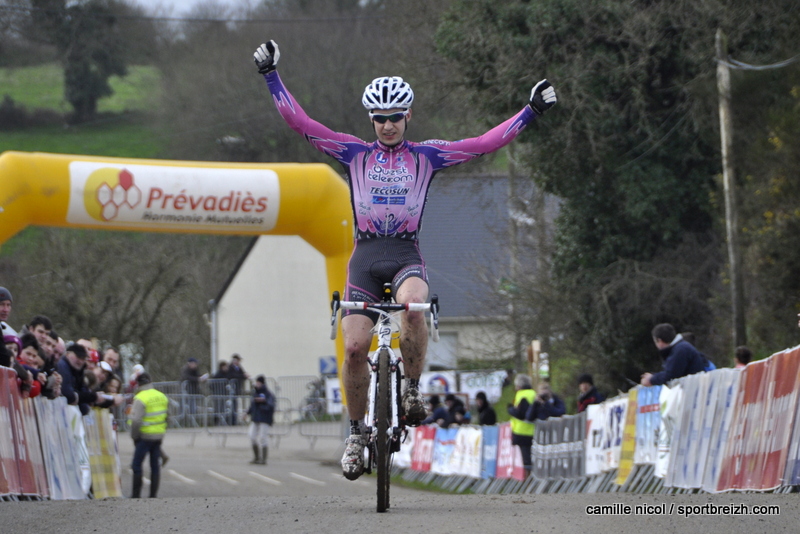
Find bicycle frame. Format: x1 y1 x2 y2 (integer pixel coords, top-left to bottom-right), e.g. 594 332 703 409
330 287 439 512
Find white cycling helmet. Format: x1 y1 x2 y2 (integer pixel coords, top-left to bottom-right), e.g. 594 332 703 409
362 76 414 110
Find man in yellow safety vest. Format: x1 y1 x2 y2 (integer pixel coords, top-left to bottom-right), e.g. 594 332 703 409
506 374 536 477
129 372 168 498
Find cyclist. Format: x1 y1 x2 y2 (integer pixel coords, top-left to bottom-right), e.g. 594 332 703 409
254 40 557 480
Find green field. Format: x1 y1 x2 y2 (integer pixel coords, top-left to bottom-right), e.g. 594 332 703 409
0 63 161 113
0 63 163 158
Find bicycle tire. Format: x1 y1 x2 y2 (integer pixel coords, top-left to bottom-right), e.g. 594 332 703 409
376 348 391 513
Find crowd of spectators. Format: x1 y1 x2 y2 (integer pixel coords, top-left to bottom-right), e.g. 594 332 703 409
1 286 125 414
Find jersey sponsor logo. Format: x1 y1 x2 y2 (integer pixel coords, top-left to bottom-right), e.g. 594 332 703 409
389 197 406 205
373 196 388 204
376 152 388 164
368 164 413 183
369 186 410 195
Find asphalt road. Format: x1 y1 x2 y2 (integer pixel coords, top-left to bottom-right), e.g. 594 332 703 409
5 428 799 534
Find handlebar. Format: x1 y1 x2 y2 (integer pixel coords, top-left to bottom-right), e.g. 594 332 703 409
330 291 440 341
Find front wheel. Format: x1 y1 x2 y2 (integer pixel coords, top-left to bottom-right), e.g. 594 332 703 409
376 348 391 513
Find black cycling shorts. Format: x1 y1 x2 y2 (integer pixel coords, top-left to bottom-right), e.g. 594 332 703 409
344 238 429 324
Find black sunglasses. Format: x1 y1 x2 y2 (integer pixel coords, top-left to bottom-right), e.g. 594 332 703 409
369 111 408 124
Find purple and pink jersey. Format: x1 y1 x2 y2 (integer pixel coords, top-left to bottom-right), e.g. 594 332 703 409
265 70 538 241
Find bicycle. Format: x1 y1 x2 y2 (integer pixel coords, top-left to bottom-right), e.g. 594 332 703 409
330 284 439 513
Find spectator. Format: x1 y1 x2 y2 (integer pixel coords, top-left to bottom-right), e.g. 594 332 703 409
227 354 249 425
506 374 536 476
92 361 123 409
444 393 471 426
228 354 249 394
211 361 230 425
56 343 98 415
247 375 276 465
104 374 123 395
0 287 17 336
474 391 497 425
421 394 451 427
640 323 711 387
128 363 145 393
525 381 566 422
180 357 207 396
102 348 121 376
576 374 605 413
734 346 752 369
4 333 21 359
25 315 53 349
18 333 47 398
52 336 66 362
129 372 168 498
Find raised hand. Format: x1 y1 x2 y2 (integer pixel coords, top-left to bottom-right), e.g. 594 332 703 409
529 79 557 115
254 40 280 74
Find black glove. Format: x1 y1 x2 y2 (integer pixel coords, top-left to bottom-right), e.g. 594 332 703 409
529 79 557 115
254 40 280 74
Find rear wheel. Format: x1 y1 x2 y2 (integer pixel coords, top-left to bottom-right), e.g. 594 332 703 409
376 348 391 513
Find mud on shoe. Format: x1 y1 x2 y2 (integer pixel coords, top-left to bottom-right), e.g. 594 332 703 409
402 387 427 426
341 435 365 480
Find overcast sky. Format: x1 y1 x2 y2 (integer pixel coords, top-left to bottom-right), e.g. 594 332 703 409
132 0 246 19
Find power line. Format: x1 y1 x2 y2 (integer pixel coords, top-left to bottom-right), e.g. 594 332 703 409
717 55 799 71
0 4 384 24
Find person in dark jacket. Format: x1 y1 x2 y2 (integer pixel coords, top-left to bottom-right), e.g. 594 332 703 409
576 374 605 413
474 391 497 425
421 394 451 427
525 381 566 421
56 343 98 415
247 375 275 465
641 323 710 386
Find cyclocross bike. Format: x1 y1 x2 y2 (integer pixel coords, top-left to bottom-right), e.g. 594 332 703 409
330 284 439 513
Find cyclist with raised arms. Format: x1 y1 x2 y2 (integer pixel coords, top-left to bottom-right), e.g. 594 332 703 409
254 40 557 481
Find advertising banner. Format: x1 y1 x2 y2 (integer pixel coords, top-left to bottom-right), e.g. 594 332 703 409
667 374 704 488
395 424 414 469
702 369 741 492
758 347 800 489
458 371 507 404
717 359 769 490
584 403 606 476
84 409 123 499
449 426 483 478
324 376 343 416
655 384 682 478
410 425 436 472
718 346 800 491
480 425 499 479
615 388 638 485
495 423 525 481
35 397 85 500
67 162 280 232
431 427 458 476
19 397 48 497
783 346 800 485
0 367 22 496
634 385 661 465
602 396 628 471
420 371 457 396
4 370 39 496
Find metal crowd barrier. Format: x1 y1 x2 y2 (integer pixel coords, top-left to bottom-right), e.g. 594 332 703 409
119 376 343 448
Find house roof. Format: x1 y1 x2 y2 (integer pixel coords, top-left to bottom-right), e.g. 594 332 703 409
215 173 556 319
419 174 511 318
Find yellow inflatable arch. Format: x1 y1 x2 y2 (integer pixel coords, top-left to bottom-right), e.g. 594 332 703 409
0 151 353 365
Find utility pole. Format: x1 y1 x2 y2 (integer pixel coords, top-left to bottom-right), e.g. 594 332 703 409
716 28 747 347
507 146 524 372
